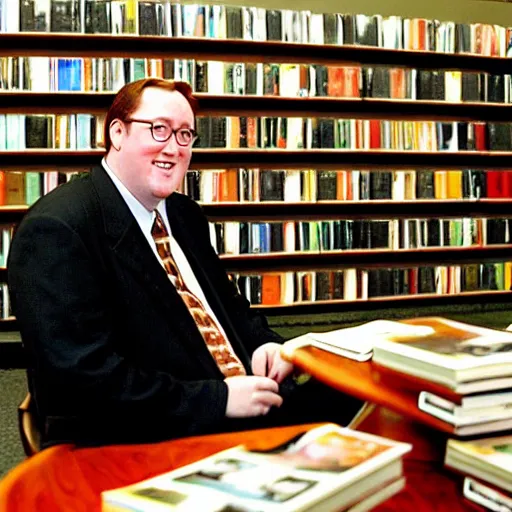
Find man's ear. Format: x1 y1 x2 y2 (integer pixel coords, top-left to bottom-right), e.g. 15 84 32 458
109 119 124 151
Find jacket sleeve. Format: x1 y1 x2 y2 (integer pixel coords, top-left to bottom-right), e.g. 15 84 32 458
8 213 229 440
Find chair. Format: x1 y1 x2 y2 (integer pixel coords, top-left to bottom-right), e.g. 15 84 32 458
18 393 41 456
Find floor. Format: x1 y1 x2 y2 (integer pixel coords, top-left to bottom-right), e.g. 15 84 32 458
0 370 27 478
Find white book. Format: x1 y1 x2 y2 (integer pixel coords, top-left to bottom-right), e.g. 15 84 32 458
283 170 301 202
28 57 51 92
200 171 215 203
241 7 254 40
283 221 295 253
343 268 357 301
463 477 512 512
252 7 266 41
446 435 512 493
1 228 11 268
223 222 240 255
299 10 310 43
309 14 324 44
418 391 512 426
255 62 264 96
5 0 19 32
208 222 218 253
286 118 304 149
161 1 172 36
281 271 295 305
382 16 403 49
0 115 6 150
207 61 224 94
110 1 124 35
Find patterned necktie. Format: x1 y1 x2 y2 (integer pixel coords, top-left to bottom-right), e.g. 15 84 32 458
151 210 246 378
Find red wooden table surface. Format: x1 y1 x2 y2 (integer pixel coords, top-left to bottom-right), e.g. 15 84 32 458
0 406 481 511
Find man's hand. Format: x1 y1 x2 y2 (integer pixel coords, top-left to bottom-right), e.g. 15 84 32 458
224 375 283 418
251 342 294 384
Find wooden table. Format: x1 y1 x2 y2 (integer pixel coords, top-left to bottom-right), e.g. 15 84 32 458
279 344 488 511
0 408 481 511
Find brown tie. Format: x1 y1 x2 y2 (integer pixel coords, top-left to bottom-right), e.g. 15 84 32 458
151 210 246 377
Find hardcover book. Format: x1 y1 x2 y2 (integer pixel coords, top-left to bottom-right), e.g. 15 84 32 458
418 390 512 436
102 424 411 512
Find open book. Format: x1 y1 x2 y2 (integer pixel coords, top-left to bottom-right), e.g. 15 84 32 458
102 424 411 512
283 319 434 362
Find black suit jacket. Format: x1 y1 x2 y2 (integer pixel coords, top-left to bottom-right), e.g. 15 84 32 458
8 166 282 447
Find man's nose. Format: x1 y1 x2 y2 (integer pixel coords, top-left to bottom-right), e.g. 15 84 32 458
162 132 179 153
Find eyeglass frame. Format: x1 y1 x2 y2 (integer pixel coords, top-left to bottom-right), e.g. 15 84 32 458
123 118 198 146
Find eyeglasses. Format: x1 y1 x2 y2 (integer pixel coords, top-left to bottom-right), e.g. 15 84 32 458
124 118 198 146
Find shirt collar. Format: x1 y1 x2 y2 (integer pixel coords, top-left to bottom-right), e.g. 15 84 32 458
101 157 168 234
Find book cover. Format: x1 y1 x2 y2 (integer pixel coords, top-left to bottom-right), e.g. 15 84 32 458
372 317 512 391
102 424 411 512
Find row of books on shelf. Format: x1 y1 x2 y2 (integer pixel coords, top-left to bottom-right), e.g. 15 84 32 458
186 169 512 203
0 171 78 206
229 263 512 305
0 114 101 150
192 117 512 152
3 168 512 206
1 168 511 211
3 55 512 105
2 0 512 58
3 114 512 153
211 218 512 256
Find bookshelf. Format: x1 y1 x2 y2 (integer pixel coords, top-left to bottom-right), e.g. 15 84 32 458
1 8 512 327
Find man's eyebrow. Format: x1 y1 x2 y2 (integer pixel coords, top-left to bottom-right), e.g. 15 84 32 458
153 118 193 129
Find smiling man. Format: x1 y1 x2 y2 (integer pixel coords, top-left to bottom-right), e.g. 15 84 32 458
8 78 361 448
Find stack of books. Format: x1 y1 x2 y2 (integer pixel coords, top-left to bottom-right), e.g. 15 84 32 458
102 424 411 512
285 317 512 436
371 317 512 436
444 435 511 511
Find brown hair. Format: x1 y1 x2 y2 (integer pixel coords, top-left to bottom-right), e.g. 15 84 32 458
103 78 199 152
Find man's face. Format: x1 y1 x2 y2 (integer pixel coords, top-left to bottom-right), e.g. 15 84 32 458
114 87 195 210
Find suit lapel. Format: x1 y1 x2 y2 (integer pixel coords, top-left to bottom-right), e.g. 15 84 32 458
90 167 223 376
165 195 252 370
